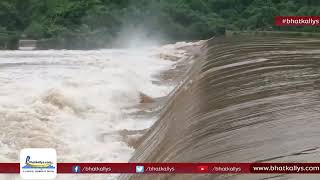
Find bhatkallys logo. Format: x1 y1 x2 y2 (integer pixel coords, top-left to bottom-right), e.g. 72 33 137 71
20 148 57 179
22 155 55 169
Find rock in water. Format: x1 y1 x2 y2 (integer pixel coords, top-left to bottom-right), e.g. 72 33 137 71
139 92 154 103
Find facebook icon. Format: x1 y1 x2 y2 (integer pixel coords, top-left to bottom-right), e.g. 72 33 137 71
72 166 81 173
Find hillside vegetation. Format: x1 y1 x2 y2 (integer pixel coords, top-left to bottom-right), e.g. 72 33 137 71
1 0 319 49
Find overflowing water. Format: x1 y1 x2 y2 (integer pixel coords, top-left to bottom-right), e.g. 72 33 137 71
121 37 320 180
0 47 180 179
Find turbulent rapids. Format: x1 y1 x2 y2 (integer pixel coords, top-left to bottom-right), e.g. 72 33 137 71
121 37 320 180
1 36 320 180
0 45 194 180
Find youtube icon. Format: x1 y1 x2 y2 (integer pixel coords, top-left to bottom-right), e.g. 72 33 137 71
197 165 209 173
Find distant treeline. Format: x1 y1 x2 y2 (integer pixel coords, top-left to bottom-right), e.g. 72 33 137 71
1 0 320 49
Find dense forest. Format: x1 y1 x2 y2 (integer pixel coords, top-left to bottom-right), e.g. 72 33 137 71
1 0 320 49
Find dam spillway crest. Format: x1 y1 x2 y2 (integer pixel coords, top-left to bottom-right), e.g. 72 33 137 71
121 37 320 180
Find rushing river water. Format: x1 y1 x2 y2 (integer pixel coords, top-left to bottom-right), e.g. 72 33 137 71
3 37 320 180
0 48 179 179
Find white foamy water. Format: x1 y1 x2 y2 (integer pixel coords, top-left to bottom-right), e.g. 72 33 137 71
0 47 178 179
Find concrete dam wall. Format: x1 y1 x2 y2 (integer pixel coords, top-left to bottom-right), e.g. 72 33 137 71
120 37 320 180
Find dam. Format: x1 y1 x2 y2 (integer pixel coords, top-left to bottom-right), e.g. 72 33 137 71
121 36 320 180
